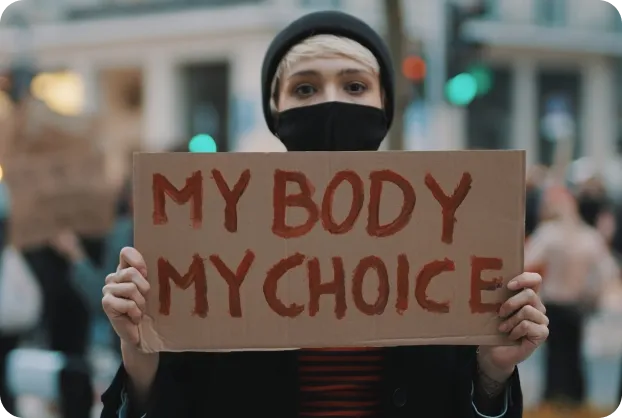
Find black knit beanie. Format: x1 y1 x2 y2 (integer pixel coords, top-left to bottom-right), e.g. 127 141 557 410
261 11 395 135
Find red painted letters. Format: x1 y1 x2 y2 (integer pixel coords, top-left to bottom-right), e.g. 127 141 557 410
272 171 319 238
352 256 390 315
209 250 255 317
263 253 306 317
367 170 416 237
469 256 504 314
415 258 456 313
153 171 203 228
212 169 251 233
308 257 347 319
151 166 509 322
425 172 472 244
158 255 208 317
321 171 364 234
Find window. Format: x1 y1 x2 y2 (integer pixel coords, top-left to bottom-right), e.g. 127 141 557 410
184 63 230 152
536 70 582 166
466 67 512 150
613 6 622 32
300 0 341 9
66 0 265 20
535 0 566 27
483 0 500 20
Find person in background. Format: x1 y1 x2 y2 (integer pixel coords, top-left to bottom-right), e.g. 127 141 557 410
52 180 133 355
99 11 549 418
613 204 622 259
525 165 547 240
21 236 102 418
606 199 622 406
0 182 20 416
525 186 618 410
577 176 615 235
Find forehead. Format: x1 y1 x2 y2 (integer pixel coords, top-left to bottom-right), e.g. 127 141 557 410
282 56 376 79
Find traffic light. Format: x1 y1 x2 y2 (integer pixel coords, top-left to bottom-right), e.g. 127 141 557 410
189 134 217 153
402 54 426 100
445 3 490 106
402 55 426 83
445 73 477 106
468 64 493 96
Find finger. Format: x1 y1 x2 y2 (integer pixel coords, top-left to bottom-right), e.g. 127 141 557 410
105 272 118 286
508 320 549 342
119 247 147 277
499 305 549 333
102 294 142 324
507 272 542 293
102 282 146 312
105 268 150 296
499 288 545 318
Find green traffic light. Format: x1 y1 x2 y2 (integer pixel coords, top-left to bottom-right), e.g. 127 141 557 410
445 73 477 106
468 65 493 96
189 134 217 153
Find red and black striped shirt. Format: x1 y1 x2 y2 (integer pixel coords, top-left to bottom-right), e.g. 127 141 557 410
298 347 385 417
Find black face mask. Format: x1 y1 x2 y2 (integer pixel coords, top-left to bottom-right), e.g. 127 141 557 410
275 102 388 151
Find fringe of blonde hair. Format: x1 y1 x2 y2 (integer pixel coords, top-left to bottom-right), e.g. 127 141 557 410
270 35 380 112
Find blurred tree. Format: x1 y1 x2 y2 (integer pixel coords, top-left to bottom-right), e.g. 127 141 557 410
383 0 410 150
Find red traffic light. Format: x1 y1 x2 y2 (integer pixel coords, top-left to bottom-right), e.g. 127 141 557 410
402 56 426 82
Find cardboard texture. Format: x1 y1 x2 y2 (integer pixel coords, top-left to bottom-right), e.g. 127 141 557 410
4 146 115 249
15 98 97 143
1 98 112 249
0 111 15 162
0 98 97 166
134 150 526 352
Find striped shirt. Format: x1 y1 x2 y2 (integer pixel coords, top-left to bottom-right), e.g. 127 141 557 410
298 348 385 417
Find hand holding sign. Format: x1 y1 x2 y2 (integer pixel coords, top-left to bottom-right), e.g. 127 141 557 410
102 247 151 347
478 272 548 382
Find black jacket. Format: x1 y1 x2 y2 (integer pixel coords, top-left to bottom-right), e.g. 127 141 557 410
101 346 522 418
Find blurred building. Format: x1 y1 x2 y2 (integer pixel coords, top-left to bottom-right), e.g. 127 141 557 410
0 0 620 175
462 0 622 168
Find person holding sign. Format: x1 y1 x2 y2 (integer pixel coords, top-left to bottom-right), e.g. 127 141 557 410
100 11 548 418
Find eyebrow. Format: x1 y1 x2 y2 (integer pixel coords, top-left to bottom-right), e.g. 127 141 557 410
288 68 370 78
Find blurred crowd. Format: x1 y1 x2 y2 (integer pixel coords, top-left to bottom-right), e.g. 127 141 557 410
523 153 622 414
0 167 133 418
0 103 620 418
0 149 620 418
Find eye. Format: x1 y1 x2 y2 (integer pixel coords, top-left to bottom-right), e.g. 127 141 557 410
345 81 368 95
293 84 317 98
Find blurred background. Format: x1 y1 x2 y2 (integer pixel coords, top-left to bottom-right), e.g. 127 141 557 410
0 0 621 417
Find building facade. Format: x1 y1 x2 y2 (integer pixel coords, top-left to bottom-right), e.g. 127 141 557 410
0 0 620 179
463 0 622 168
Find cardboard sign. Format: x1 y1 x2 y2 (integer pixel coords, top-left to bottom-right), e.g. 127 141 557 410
4 148 115 249
134 151 526 352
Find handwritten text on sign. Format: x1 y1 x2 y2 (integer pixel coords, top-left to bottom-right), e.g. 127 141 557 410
134 151 525 351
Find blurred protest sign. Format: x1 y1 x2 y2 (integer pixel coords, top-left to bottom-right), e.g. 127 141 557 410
2 97 114 249
133 150 525 352
5 97 98 154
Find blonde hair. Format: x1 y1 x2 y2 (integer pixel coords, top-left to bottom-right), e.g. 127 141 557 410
270 35 380 112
